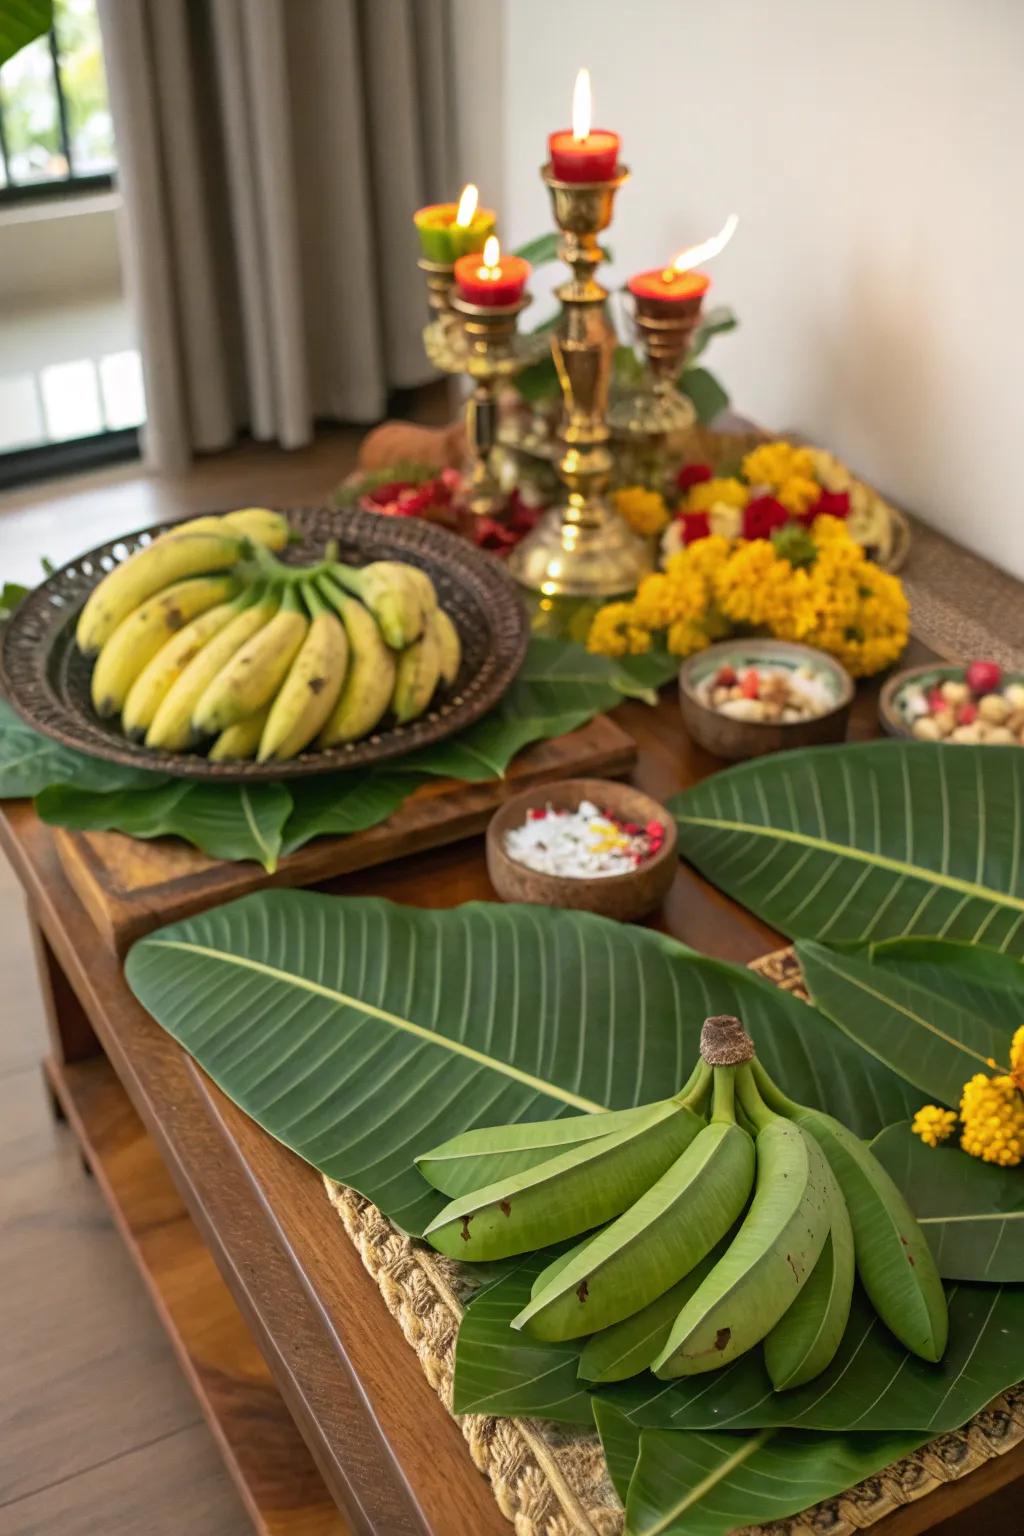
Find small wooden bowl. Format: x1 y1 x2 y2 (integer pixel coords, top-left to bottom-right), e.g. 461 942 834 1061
879 662 1024 740
485 778 677 923
678 639 854 761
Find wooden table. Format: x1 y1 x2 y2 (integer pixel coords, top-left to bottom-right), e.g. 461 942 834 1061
2 640 1020 1536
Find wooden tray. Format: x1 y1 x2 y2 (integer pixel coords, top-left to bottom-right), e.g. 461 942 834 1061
52 713 636 954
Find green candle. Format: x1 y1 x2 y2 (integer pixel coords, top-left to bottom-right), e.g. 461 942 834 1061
414 184 496 264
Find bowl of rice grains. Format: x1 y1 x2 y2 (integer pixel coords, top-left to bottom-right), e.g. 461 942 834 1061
486 777 678 922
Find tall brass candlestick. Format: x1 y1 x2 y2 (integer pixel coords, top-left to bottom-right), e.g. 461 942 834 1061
508 162 653 596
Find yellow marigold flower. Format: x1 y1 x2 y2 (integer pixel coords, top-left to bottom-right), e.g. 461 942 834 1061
777 475 821 516
686 477 748 514
666 617 710 656
586 601 651 658
671 535 732 577
613 485 669 536
708 503 743 539
632 569 707 628
1011 1024 1024 1080
810 448 852 494
911 1105 958 1148
959 1071 1024 1167
742 441 816 489
809 513 852 547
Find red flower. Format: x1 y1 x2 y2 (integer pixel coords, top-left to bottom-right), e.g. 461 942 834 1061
802 489 849 525
364 479 411 506
676 462 713 492
742 495 789 540
677 510 710 544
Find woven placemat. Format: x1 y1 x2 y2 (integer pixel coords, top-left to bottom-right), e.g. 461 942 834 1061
323 946 1024 1534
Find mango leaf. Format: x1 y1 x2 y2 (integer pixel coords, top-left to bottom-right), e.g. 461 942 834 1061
617 1419 926 1536
453 1250 592 1424
1 581 30 619
678 367 729 425
796 939 1020 1107
0 1 51 68
671 742 1024 954
281 771 423 855
592 1401 641 1503
512 232 561 266
453 1246 1024 1434
686 306 739 365
871 1123 1024 1282
0 700 166 797
37 780 293 872
125 893 920 1238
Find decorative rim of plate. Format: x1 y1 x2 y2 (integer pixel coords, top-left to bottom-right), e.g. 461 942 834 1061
0 506 529 783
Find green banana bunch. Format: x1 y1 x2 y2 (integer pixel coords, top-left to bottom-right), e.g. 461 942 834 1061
416 1014 949 1392
257 583 348 762
89 574 238 717
76 529 246 655
392 612 442 724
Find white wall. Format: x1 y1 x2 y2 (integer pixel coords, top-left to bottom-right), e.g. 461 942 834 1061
0 193 124 310
483 0 1024 578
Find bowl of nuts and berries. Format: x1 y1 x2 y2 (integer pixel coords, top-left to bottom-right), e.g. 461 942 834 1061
678 639 855 760
880 660 1024 745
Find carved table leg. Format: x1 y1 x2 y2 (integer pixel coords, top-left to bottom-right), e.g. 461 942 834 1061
28 910 103 1126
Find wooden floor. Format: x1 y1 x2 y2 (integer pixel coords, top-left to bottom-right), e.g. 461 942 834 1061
1 413 1020 1535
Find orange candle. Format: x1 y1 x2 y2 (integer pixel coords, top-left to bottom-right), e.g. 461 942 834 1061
548 68 620 183
629 215 739 306
454 237 530 307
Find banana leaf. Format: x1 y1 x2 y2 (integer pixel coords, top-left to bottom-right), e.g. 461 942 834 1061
125 892 920 1237
599 1406 926 1536
451 1246 1024 1434
796 939 1024 1106
280 772 423 855
593 1402 642 1503
37 780 294 872
671 742 1024 954
871 1123 1024 1282
0 1 51 67
0 700 165 797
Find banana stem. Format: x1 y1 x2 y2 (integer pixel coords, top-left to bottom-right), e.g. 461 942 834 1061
735 1062 779 1131
301 580 327 619
710 1066 738 1124
674 1059 712 1113
751 1059 800 1117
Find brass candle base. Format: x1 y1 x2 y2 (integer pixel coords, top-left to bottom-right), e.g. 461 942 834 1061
509 161 652 597
608 290 703 481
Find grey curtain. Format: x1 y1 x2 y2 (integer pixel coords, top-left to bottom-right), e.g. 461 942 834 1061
97 0 455 470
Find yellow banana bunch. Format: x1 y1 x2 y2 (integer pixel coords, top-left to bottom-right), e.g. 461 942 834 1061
76 530 245 654
192 585 309 736
257 583 348 762
316 578 396 746
90 574 238 717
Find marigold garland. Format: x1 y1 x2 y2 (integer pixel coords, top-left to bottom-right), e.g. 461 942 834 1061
586 516 909 678
912 1025 1024 1167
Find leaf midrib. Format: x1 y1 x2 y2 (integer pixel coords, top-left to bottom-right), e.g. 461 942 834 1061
675 814 1024 912
637 1429 774 1535
144 937 604 1111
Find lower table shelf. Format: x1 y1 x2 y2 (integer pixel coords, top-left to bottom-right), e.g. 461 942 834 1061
43 1053 349 1536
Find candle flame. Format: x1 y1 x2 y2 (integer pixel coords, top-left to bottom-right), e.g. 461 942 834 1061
482 235 500 269
572 67 592 141
670 213 739 274
455 183 478 227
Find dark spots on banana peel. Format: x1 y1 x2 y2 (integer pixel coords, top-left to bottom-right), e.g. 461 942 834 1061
499 1199 512 1216
714 1328 731 1351
308 676 327 694
167 607 184 628
787 1253 800 1281
460 1215 472 1242
576 1280 589 1304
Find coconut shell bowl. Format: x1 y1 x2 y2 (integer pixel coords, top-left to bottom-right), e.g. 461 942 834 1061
485 778 678 923
678 639 855 761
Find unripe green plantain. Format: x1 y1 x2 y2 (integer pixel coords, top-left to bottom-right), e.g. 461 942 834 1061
257 585 348 762
763 1154 855 1390
391 616 441 724
145 588 278 751
208 705 271 762
331 561 424 648
90 575 237 717
76 530 244 654
422 1096 705 1262
432 607 462 687
314 577 396 746
654 1065 832 1377
121 595 241 736
192 586 308 736
753 1062 948 1362
514 1066 754 1341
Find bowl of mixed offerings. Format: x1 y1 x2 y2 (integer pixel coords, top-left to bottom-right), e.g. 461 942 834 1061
678 640 854 760
881 659 1024 745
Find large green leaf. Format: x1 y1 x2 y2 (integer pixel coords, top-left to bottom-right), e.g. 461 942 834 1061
614 1416 925 1536
453 1250 592 1424
678 367 729 424
592 1401 641 1504
126 893 919 1237
452 1246 1024 1433
871 1123 1024 1282
796 939 1021 1106
0 0 51 67
671 742 1024 953
281 771 423 855
37 780 293 872
0 701 167 797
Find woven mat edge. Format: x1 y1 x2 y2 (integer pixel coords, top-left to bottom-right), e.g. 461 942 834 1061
323 944 1024 1536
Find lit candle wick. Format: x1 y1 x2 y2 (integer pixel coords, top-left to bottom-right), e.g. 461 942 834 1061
572 66 592 142
476 235 501 281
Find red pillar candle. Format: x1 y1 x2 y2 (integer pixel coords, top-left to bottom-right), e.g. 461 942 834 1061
547 68 620 182
454 237 530 307
627 269 710 305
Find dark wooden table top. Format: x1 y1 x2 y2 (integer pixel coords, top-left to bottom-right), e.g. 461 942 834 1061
8 634 1016 1536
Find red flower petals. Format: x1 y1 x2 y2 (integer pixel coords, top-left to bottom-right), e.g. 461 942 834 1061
676 462 713 491
742 496 789 540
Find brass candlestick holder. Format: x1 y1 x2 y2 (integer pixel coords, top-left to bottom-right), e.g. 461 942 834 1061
609 289 703 479
508 162 653 597
419 263 545 520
